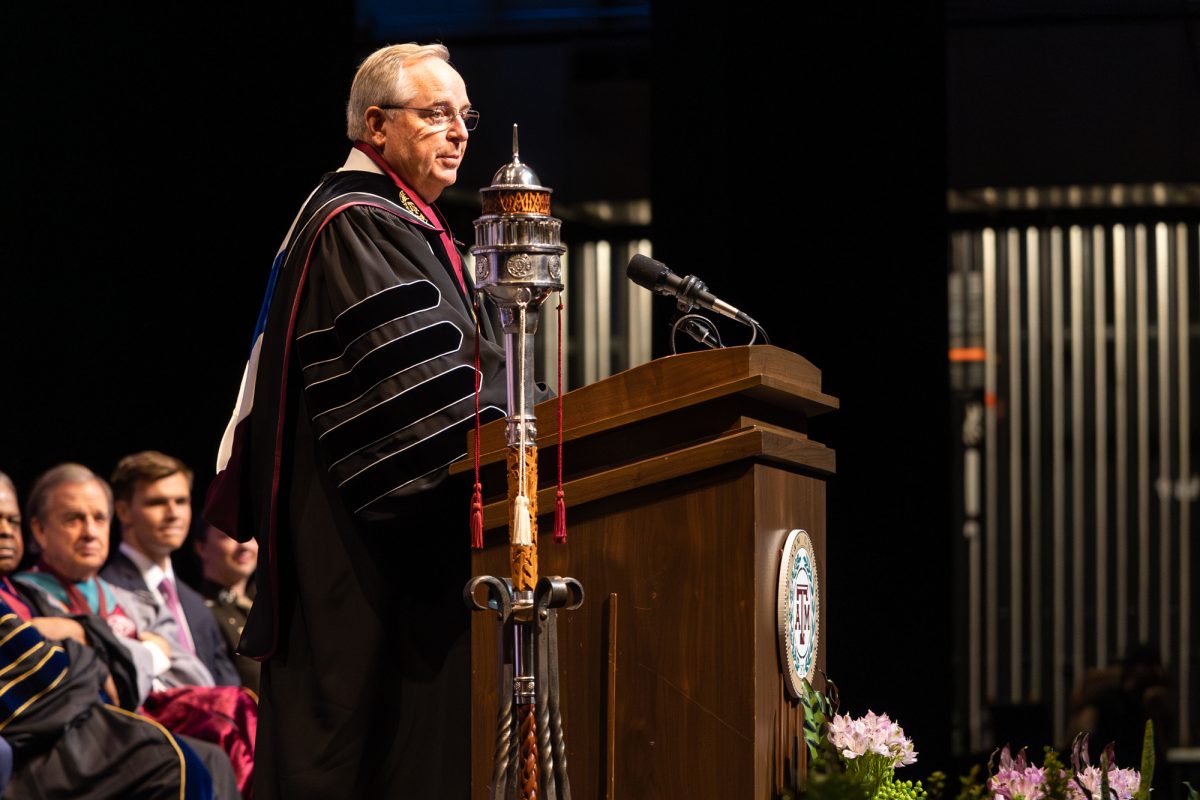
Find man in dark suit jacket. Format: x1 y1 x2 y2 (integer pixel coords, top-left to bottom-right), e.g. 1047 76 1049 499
101 451 240 687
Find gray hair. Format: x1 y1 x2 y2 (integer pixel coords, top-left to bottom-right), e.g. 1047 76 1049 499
26 463 113 523
345 43 451 141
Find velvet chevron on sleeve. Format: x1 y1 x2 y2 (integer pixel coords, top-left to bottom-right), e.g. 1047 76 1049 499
294 205 505 520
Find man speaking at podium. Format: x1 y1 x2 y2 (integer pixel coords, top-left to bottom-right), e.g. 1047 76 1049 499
206 43 509 798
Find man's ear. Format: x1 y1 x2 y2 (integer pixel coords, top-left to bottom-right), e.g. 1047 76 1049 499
114 499 132 527
363 107 389 148
30 517 46 550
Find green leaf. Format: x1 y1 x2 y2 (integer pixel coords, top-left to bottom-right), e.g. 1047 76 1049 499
800 677 842 777
1133 720 1154 800
954 764 986 800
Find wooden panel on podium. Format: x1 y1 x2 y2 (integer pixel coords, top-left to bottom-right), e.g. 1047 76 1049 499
454 345 837 799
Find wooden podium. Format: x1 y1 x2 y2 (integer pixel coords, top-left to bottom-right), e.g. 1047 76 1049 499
459 345 838 799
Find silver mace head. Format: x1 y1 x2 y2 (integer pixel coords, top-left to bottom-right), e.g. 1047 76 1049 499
471 125 568 447
471 124 566 311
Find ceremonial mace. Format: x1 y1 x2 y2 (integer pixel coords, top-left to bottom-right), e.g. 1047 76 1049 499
464 126 583 800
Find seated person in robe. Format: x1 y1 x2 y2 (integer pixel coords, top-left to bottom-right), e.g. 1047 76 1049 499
0 469 235 800
15 463 213 693
12 463 255 796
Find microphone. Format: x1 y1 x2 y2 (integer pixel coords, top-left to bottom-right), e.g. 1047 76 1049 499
626 254 754 325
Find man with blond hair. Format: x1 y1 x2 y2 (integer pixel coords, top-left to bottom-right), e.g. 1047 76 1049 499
102 450 239 686
206 43 523 797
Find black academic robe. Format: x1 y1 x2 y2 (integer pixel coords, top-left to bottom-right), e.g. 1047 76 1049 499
0 595 206 800
212 155 516 799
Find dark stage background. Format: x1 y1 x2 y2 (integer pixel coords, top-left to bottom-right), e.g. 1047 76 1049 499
1 0 950 776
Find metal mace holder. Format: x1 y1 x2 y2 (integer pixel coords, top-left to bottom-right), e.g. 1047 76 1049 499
464 125 583 800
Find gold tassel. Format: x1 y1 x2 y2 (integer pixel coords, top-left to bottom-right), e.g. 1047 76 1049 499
513 495 532 546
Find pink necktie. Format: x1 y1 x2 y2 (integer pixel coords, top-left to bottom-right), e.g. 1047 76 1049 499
158 577 195 655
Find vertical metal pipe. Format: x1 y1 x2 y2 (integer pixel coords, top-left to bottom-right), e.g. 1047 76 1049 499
1027 227 1043 699
1050 226 1067 743
958 230 985 752
595 240 613 381
1008 228 1023 701
983 228 999 707
1092 226 1109 668
1070 227 1086 680
1178 225 1193 746
1155 223 1172 658
1136 224 1151 641
1114 225 1129 656
580 243 599 387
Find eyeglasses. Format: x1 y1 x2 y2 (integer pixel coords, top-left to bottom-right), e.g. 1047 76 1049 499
378 104 480 131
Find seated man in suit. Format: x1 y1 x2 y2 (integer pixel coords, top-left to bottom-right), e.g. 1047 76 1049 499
17 462 213 693
103 451 240 686
1 467 239 799
15 462 255 795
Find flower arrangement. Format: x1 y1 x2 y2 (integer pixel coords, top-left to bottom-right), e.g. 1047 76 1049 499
829 710 919 796
797 678 926 800
787 679 1194 800
982 727 1152 800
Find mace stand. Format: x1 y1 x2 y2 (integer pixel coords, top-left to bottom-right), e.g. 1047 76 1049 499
466 575 585 800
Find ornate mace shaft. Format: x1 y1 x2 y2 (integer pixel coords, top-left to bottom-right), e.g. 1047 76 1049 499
467 126 581 800
474 126 561 591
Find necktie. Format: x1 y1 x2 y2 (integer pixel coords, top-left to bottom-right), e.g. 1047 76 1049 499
158 577 195 655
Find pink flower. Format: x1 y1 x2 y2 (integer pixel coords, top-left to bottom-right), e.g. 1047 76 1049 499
1069 766 1142 800
988 746 1047 800
828 710 919 769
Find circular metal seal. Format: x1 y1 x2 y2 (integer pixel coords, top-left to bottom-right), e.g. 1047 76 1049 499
476 256 491 281
506 253 534 278
777 528 819 698
548 255 561 280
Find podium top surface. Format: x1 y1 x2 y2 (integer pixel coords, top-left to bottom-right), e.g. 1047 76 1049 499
461 345 838 464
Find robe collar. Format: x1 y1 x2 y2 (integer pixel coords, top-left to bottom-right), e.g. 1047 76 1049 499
18 561 117 617
349 142 468 295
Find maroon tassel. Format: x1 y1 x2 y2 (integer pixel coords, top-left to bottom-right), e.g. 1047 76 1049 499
470 482 484 549
553 489 566 544
470 298 484 550
554 295 567 544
